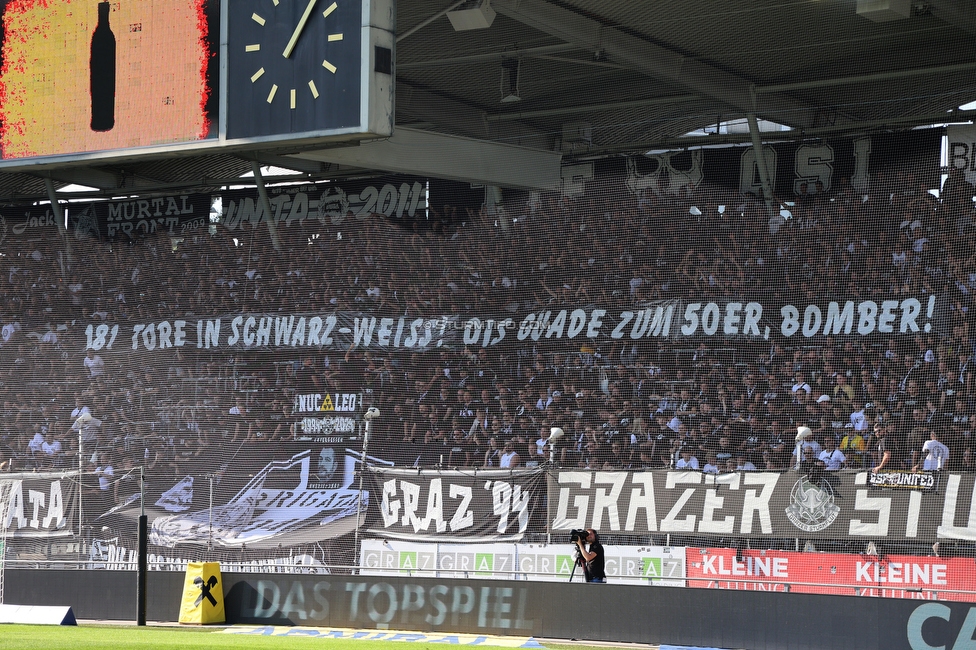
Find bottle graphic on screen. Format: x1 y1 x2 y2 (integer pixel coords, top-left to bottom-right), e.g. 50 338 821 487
89 1 116 131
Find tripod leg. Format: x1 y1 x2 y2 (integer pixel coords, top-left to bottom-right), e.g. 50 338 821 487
569 548 584 582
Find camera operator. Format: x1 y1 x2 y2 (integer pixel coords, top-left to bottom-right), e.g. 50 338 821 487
574 528 606 583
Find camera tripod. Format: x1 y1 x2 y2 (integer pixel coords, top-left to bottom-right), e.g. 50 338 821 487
568 546 585 582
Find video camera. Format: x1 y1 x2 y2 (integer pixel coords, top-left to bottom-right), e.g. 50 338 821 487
569 529 587 543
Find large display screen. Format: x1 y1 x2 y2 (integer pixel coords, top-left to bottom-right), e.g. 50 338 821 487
0 0 219 160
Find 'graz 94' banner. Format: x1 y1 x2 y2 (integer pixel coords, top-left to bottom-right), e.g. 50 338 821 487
547 470 976 542
368 468 545 542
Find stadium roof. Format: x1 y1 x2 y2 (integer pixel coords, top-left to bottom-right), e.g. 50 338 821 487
1 0 974 199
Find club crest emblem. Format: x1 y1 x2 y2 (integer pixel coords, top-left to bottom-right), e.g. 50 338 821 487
785 476 840 532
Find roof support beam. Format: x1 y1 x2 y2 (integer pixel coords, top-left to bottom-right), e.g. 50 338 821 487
757 61 976 94
44 177 73 271
242 152 326 175
251 161 282 252
487 94 701 121
564 110 976 158
397 43 579 69
929 0 976 35
491 0 826 128
396 80 554 150
746 113 775 218
36 167 120 191
397 0 466 43
291 127 562 190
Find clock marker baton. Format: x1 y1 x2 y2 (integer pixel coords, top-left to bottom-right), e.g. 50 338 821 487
282 0 320 58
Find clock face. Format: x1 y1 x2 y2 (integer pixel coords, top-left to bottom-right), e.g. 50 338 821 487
226 0 362 140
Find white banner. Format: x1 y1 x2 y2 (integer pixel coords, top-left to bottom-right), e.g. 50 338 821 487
948 124 976 185
359 540 685 586
80 294 944 357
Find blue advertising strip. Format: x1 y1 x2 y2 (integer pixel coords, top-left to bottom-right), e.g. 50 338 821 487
223 626 545 647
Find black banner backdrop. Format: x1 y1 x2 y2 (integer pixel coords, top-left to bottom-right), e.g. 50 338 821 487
0 198 209 243
10 466 976 556
0 132 940 244
56 194 213 241
88 439 372 570
546 470 976 542
0 209 61 241
601 130 942 197
367 468 546 542
219 176 490 231
220 178 427 231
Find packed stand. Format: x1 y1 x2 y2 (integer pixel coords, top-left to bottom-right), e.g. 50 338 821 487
0 165 972 504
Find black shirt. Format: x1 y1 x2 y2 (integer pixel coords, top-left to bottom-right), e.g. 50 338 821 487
585 541 606 582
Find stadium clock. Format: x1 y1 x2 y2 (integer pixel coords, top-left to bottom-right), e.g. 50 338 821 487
226 0 379 140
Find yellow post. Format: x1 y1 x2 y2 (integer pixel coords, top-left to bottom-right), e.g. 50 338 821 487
178 561 225 624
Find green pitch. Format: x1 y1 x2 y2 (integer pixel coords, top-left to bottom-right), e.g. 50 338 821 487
0 625 623 650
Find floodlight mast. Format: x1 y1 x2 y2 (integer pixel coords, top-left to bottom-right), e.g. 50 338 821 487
354 407 380 571
547 427 564 545
548 427 564 465
74 414 86 537
795 426 812 471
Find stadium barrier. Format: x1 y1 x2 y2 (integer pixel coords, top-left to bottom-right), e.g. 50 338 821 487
5 568 975 649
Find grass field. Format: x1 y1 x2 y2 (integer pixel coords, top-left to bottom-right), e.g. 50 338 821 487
0 624 623 650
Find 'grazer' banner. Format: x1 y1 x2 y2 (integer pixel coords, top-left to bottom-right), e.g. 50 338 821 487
547 470 976 543
83 294 948 355
368 468 545 542
0 474 76 538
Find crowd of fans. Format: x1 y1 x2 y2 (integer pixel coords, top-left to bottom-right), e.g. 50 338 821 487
0 161 974 511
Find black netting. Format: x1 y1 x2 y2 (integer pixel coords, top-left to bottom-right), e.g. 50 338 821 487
2 134 976 599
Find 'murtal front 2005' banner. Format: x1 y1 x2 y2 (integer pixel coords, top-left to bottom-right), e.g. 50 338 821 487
0 194 212 243
547 471 976 542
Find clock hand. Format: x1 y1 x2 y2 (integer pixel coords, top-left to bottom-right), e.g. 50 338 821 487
282 0 320 59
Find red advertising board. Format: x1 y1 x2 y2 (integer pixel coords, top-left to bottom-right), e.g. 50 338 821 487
686 547 976 602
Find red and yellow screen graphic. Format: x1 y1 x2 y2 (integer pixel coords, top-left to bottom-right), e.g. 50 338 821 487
0 0 213 160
